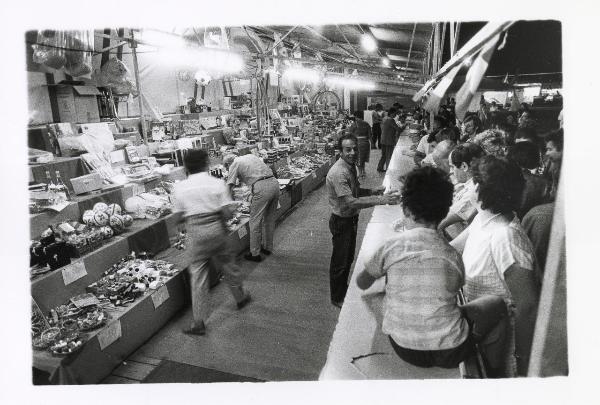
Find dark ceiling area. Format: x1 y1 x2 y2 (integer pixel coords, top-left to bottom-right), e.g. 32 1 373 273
444 20 562 77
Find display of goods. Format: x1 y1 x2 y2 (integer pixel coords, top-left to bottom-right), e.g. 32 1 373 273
93 211 110 227
49 335 84 356
100 226 114 239
87 255 177 306
106 203 122 216
109 214 125 232
31 302 48 337
125 192 172 220
232 185 251 202
93 202 109 212
173 232 186 250
65 225 106 257
122 214 134 227
181 120 202 135
76 308 108 332
82 209 95 225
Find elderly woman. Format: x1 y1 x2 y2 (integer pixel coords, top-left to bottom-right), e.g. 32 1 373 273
451 156 540 377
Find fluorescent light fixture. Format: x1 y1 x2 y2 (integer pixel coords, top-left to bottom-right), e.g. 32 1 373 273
360 34 377 52
283 67 320 83
139 29 187 49
325 75 375 90
382 57 391 67
194 71 212 84
150 47 244 74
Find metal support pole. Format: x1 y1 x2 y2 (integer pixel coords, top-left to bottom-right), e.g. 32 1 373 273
130 31 148 145
255 64 261 135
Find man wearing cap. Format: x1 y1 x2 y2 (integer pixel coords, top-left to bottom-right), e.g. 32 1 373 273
223 153 279 262
174 149 252 336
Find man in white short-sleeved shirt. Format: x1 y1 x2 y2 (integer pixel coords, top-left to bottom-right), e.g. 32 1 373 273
174 150 251 336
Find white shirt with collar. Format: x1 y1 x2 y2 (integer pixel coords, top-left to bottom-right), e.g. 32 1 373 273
173 172 232 218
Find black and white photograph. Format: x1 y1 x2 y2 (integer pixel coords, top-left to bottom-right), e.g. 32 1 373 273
1 1 599 404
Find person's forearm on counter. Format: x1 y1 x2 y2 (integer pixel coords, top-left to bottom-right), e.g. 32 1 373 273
341 194 397 211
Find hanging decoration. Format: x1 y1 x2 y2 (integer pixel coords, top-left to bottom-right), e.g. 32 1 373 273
32 30 94 77
32 30 67 70
96 57 138 97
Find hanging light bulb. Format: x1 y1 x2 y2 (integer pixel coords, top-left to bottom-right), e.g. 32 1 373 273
360 34 377 52
382 57 391 67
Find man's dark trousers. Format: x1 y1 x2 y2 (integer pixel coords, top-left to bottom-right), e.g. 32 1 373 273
329 214 359 303
377 145 395 171
372 123 381 149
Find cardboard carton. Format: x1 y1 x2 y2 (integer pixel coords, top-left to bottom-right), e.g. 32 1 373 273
53 85 101 123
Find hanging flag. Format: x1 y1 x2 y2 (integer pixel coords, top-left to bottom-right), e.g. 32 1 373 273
423 62 462 113
412 77 437 102
454 33 500 120
510 88 521 112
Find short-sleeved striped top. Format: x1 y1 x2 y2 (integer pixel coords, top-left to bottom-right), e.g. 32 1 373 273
364 227 469 351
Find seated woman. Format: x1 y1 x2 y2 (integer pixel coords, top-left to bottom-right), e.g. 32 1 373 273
438 143 485 236
357 166 508 374
451 156 540 377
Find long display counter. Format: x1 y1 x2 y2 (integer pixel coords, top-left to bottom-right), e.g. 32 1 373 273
31 156 335 385
319 132 463 380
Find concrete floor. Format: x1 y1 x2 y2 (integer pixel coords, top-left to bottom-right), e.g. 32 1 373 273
104 148 386 383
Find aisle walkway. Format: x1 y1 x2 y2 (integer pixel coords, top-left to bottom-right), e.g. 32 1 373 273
104 149 385 383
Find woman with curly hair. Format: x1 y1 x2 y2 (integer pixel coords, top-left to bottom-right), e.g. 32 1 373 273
357 166 508 372
473 129 509 157
451 155 540 377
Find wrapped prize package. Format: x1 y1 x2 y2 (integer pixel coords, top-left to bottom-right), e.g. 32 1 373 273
32 30 67 69
64 30 93 78
125 192 172 219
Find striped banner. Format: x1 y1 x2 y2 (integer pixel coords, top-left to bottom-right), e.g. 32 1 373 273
454 33 500 120
423 62 462 113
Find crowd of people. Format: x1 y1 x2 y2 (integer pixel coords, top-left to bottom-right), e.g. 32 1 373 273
327 98 563 377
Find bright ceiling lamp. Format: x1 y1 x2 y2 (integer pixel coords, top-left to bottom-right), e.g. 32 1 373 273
382 57 391 67
138 29 187 49
150 47 244 74
283 67 320 83
194 70 212 85
360 34 377 52
325 75 375 90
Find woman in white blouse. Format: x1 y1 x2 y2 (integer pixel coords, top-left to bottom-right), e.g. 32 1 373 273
451 155 540 377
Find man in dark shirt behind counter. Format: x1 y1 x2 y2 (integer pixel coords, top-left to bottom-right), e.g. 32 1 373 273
326 134 401 308
377 107 405 172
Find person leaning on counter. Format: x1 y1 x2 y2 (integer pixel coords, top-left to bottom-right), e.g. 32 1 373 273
326 134 401 308
223 152 280 262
